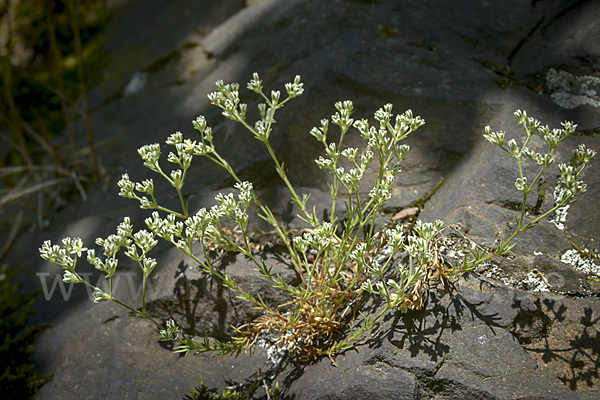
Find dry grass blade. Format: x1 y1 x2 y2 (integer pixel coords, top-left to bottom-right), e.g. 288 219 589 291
0 177 72 208
69 170 87 202
20 119 61 162
0 164 70 177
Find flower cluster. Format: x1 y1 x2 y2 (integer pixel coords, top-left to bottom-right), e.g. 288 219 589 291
312 101 424 231
40 237 87 285
484 110 595 201
479 110 595 260
210 72 303 143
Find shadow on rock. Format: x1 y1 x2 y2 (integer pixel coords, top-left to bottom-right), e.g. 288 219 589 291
522 296 600 391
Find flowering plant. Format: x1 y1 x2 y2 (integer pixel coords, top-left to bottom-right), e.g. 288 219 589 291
40 74 595 365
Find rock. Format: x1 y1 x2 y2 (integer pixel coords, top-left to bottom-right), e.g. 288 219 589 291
1 0 595 398
509 0 600 78
88 0 246 107
276 280 599 399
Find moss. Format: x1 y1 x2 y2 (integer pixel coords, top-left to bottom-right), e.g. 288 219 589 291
183 378 279 400
182 381 250 400
378 24 398 38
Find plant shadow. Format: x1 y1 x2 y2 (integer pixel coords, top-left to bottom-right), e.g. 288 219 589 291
522 298 600 391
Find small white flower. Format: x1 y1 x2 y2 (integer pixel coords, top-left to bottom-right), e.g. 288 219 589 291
63 271 81 284
142 257 157 275
507 139 519 154
166 132 183 145
92 288 111 303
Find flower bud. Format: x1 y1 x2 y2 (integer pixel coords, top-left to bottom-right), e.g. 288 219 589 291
63 271 82 284
515 177 528 192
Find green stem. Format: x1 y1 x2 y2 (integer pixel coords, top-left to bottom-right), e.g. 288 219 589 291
263 139 313 220
334 303 393 353
111 297 163 330
141 274 148 314
207 144 307 282
152 204 187 219
77 276 164 330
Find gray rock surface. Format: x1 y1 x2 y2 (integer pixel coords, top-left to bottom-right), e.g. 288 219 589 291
277 281 572 400
3 0 599 398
